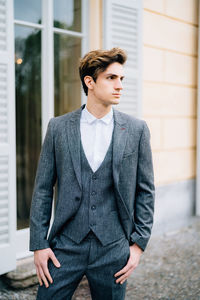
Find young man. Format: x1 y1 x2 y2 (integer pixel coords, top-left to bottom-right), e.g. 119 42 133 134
30 48 155 300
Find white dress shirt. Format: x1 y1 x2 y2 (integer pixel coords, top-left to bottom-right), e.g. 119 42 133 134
80 106 114 172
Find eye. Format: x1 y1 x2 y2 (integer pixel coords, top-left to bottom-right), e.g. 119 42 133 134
107 75 114 80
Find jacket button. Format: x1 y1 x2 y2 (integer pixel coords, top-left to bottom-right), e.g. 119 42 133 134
75 197 80 201
91 205 96 210
91 191 96 196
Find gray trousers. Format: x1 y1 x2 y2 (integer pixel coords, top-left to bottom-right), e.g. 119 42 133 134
36 231 130 300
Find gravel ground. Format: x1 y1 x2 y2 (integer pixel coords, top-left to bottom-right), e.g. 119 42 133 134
0 217 199 300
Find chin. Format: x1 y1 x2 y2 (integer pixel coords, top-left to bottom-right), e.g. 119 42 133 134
112 99 120 104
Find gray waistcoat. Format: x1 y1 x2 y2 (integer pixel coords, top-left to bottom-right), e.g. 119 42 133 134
63 134 125 246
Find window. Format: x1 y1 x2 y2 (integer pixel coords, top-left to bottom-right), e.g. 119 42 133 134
14 0 88 231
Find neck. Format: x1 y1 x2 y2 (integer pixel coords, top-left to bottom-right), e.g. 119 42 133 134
86 97 112 119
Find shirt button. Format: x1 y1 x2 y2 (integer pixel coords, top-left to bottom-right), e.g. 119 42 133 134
92 175 97 180
91 205 96 210
91 191 96 196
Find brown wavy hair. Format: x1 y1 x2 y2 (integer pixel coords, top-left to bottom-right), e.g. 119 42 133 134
79 47 127 95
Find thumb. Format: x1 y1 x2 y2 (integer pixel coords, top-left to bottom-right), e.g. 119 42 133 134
50 251 61 268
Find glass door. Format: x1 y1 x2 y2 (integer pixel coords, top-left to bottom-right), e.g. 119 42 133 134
14 0 42 258
15 25 42 231
14 0 88 258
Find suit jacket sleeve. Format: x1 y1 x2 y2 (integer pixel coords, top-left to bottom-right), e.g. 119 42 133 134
29 118 57 251
130 121 155 251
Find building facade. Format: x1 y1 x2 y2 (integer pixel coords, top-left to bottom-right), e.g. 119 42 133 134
0 0 199 275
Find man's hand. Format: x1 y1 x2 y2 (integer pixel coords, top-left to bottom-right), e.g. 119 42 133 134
34 248 61 288
114 243 143 284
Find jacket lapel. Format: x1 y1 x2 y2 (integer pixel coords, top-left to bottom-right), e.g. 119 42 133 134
67 105 85 190
112 109 131 221
112 109 129 184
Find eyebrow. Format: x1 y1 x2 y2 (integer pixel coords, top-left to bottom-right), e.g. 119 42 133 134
105 73 125 79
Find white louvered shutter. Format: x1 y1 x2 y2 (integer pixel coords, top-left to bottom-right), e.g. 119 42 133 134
0 0 16 275
103 0 142 117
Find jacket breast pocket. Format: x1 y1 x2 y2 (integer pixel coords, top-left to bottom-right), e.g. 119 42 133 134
121 151 138 172
122 150 137 159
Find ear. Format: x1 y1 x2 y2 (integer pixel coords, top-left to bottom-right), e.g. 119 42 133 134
84 76 94 91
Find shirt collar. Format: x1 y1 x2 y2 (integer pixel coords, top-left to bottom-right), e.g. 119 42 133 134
82 105 113 125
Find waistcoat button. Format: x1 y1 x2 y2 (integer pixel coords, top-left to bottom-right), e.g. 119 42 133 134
91 205 96 210
90 223 96 226
92 175 97 180
91 191 96 196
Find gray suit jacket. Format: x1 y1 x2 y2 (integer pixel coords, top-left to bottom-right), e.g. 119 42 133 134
29 104 155 252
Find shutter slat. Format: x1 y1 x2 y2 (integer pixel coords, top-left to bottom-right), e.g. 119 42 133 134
0 207 8 216
0 234 9 243
0 200 8 207
0 192 8 199
0 216 8 224
0 224 8 233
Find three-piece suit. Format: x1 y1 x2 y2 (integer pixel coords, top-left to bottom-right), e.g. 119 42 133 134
30 104 155 299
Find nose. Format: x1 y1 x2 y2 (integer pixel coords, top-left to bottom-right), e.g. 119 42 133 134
115 78 123 90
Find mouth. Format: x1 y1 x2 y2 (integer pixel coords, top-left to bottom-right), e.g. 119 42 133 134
112 93 121 97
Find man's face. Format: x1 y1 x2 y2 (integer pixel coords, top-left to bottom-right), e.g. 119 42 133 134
90 62 124 107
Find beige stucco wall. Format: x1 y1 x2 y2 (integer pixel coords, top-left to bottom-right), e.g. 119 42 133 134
89 0 102 50
89 0 199 186
143 0 198 185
